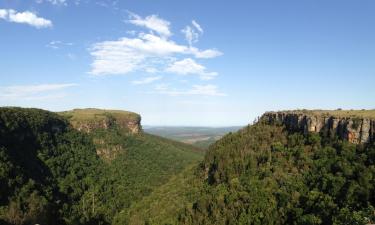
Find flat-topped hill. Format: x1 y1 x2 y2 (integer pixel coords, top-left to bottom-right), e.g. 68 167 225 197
269 109 375 119
262 109 375 144
59 108 142 134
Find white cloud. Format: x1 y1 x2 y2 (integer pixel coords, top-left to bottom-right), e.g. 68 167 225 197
154 84 226 97
89 12 222 77
45 0 67 5
0 83 77 100
192 20 203 33
181 20 204 46
132 76 162 85
0 9 52 28
189 47 223 59
0 9 7 19
46 40 74 49
128 12 171 38
90 33 221 75
182 25 199 46
145 67 158 73
166 58 217 80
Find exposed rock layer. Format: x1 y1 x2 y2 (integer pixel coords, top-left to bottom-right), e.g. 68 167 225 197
261 111 375 144
60 108 142 134
73 116 141 134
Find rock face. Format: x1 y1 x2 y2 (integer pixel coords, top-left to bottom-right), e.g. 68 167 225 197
261 111 375 144
60 108 142 134
73 117 142 134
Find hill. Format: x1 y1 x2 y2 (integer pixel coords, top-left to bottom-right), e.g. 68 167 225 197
0 107 203 225
59 108 142 134
129 110 375 225
144 126 242 149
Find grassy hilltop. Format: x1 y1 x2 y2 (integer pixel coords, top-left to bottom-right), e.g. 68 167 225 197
59 108 141 123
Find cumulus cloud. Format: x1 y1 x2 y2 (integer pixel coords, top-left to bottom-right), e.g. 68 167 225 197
0 9 7 19
0 9 52 28
90 12 225 97
128 12 171 38
132 76 162 85
166 58 217 80
89 33 217 75
154 84 226 97
0 83 77 100
89 33 221 75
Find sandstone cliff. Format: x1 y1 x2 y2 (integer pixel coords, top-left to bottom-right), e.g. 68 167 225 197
261 110 375 144
59 108 142 134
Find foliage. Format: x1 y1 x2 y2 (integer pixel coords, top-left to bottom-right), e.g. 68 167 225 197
0 107 202 225
176 122 375 225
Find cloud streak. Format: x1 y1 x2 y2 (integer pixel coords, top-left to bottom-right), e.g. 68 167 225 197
132 76 162 85
0 83 77 100
154 84 226 97
46 40 74 49
0 9 52 28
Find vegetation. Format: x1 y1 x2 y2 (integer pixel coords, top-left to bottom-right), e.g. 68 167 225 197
0 107 101 224
0 107 202 225
2 107 375 225
59 108 141 123
176 122 375 225
277 109 375 119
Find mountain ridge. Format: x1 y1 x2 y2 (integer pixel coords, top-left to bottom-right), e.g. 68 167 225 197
261 109 375 144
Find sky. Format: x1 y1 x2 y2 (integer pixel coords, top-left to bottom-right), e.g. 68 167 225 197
0 0 374 126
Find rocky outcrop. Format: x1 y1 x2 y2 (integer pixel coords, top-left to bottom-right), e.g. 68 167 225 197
61 108 142 134
261 111 375 144
73 117 141 134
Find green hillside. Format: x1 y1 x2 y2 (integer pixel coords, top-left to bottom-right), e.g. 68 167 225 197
0 107 203 225
3 107 375 225
130 111 375 225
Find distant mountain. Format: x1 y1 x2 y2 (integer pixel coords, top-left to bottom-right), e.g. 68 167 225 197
144 126 242 149
0 107 202 225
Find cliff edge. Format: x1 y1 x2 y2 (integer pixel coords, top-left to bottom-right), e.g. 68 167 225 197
59 108 142 134
261 110 375 144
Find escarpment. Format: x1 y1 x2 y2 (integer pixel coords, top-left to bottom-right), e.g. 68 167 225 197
59 108 142 134
261 110 375 144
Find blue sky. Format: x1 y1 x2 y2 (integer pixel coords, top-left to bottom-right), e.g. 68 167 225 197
0 0 374 126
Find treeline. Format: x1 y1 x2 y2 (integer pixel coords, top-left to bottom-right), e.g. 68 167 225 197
0 107 101 224
0 107 202 225
178 122 375 225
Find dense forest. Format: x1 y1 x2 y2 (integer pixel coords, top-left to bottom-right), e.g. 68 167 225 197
0 107 202 225
128 120 375 225
1 107 375 225
177 122 375 225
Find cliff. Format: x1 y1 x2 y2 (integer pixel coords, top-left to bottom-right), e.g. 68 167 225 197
59 108 142 134
261 110 375 144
